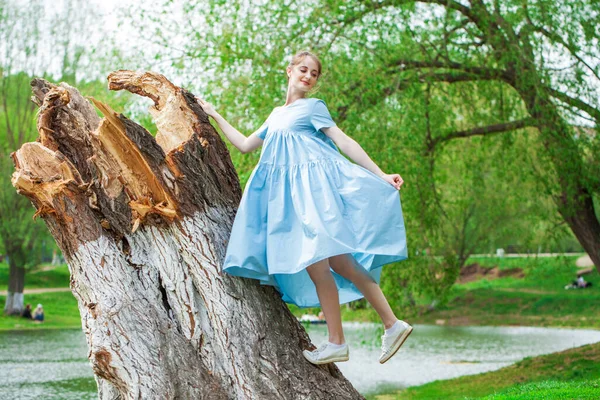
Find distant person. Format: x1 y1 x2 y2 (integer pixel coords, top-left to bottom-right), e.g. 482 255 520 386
566 275 593 289
21 303 32 319
32 304 44 322
577 276 592 288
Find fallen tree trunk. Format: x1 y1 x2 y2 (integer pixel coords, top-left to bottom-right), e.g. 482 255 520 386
12 72 363 399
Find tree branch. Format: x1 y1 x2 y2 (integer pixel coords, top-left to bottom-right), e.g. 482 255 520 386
362 0 485 36
547 88 600 122
335 68 510 123
388 59 513 83
430 118 537 149
533 25 600 82
418 71 505 84
417 0 479 23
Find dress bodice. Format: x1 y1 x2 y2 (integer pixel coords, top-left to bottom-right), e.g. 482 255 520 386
256 98 339 166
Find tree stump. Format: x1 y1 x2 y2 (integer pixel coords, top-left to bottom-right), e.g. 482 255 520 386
12 72 364 399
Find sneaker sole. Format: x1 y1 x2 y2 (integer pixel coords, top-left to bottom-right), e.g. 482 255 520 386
303 352 350 365
379 325 413 364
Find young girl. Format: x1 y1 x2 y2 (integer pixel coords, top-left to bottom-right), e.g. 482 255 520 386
197 51 411 365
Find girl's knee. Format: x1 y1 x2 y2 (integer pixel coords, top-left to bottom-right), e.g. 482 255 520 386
306 259 331 281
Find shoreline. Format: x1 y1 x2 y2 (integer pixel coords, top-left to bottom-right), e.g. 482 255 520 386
4 317 599 333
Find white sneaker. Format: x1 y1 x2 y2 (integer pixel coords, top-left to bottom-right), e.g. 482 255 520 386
303 342 349 365
379 320 413 364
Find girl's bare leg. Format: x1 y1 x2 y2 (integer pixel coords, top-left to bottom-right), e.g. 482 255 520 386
329 254 398 329
306 259 345 344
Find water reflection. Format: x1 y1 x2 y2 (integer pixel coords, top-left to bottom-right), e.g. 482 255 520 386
1 324 599 398
0 330 95 399
307 323 600 394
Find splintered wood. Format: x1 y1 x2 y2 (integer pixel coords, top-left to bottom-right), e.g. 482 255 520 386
107 70 197 152
89 98 177 230
11 142 82 219
13 75 189 235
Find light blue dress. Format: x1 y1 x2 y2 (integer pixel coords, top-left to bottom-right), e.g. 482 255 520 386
222 97 408 307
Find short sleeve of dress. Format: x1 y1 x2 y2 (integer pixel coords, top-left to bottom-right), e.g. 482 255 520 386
311 99 337 132
254 118 269 140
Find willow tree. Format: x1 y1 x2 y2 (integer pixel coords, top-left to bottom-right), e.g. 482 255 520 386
117 0 593 316
140 0 598 272
0 0 110 314
11 73 363 398
1 2 54 314
319 0 600 269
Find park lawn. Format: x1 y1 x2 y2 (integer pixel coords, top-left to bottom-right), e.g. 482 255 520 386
2 255 598 331
459 255 586 291
369 342 600 400
290 255 600 329
0 261 71 289
0 291 81 331
416 255 600 329
414 287 600 328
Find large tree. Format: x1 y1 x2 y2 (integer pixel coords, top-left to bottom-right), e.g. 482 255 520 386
316 0 600 269
152 0 599 266
0 0 123 313
0 0 55 313
121 0 594 311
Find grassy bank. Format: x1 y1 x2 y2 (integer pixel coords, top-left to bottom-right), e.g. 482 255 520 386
2 256 598 331
418 255 599 329
0 261 71 289
370 342 600 399
0 291 80 330
291 255 600 329
0 262 79 330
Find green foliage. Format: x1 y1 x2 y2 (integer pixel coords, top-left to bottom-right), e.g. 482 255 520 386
126 0 597 304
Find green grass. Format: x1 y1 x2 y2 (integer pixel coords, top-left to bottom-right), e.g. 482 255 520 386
0 291 81 331
461 255 585 291
1 255 598 332
7 377 98 400
370 342 600 400
289 255 600 329
0 261 79 331
482 379 600 399
0 261 71 289
410 255 600 329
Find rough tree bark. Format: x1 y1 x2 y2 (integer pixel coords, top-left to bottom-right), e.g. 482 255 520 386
3 257 25 315
11 72 364 399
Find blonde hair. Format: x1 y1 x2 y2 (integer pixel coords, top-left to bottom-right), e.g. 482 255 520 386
287 51 322 79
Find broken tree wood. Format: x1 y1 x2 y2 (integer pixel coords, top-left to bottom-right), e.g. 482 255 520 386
12 72 364 399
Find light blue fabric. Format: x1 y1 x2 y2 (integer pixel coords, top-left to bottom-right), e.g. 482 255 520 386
222 97 408 308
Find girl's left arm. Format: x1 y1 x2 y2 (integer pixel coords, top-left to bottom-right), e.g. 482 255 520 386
322 126 404 190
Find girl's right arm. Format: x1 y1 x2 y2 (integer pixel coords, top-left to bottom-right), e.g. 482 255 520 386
196 97 264 154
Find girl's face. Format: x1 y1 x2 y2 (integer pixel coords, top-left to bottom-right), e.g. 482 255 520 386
287 56 319 93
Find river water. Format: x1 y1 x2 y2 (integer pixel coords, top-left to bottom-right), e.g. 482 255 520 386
1 323 599 398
